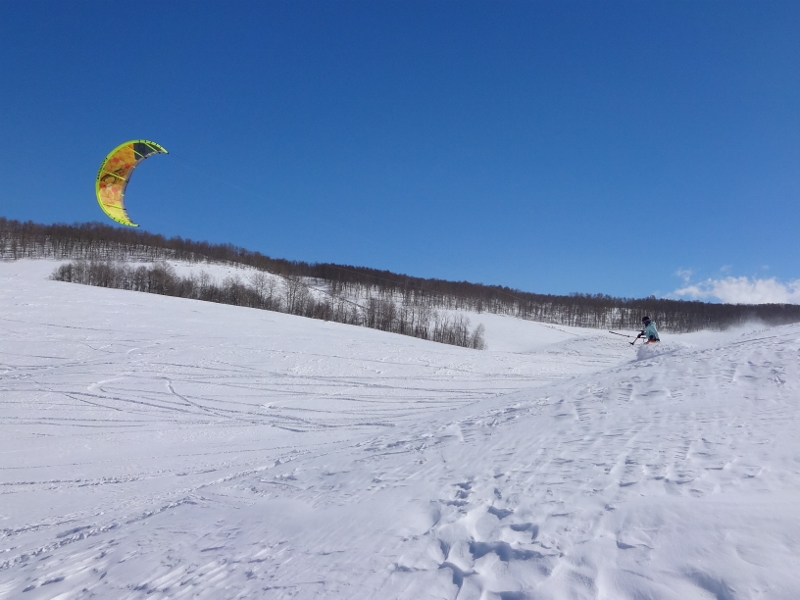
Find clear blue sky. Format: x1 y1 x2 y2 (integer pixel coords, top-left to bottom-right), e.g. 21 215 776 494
2 1 798 300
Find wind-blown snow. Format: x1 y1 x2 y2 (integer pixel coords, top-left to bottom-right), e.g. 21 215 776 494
1 259 799 599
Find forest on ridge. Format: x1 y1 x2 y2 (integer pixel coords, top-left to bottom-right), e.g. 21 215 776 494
3 217 800 345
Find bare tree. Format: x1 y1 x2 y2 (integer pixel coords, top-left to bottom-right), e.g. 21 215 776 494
283 276 310 315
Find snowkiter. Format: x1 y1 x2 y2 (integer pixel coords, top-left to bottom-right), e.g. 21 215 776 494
636 316 660 343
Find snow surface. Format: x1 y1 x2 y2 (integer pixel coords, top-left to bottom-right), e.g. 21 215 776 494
1 259 799 599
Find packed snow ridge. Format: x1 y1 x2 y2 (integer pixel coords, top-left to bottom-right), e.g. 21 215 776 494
1 259 799 599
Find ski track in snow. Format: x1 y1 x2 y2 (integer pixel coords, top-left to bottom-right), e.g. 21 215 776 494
1 259 799 599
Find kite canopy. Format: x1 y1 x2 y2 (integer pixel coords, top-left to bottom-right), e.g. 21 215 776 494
95 140 167 227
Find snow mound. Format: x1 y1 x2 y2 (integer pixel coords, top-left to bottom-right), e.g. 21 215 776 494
634 339 692 361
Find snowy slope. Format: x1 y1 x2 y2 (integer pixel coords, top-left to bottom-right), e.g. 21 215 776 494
1 260 799 599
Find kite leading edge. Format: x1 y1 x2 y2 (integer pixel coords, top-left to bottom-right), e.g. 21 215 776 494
95 140 168 227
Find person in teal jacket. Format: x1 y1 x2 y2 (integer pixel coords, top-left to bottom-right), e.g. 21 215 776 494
637 316 660 343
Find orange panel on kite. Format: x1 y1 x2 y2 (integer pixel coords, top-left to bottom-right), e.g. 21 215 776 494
95 140 167 227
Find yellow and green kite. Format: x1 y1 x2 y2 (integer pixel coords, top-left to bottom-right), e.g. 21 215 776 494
95 140 167 227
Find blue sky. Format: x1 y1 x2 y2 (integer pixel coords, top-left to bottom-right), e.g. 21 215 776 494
1 1 799 301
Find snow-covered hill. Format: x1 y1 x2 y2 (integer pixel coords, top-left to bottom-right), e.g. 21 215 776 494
1 260 798 599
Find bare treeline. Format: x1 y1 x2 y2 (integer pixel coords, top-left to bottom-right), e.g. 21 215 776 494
5 217 800 333
50 260 487 350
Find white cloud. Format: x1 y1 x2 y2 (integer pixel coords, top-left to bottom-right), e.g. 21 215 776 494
674 276 800 305
675 268 693 283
